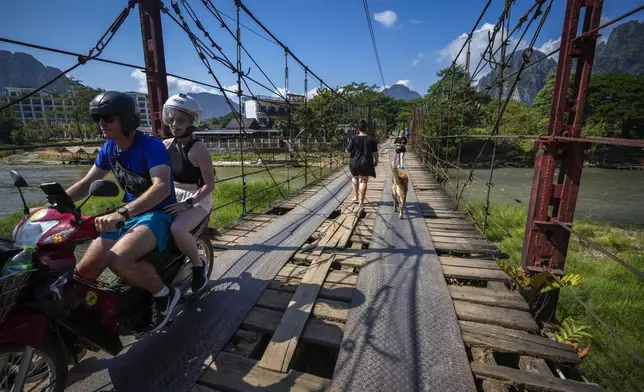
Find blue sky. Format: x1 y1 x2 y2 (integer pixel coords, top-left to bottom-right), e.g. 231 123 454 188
1 0 642 98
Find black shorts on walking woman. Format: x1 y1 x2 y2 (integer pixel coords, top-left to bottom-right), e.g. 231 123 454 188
346 134 378 178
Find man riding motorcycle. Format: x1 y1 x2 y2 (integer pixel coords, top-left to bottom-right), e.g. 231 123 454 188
64 91 180 332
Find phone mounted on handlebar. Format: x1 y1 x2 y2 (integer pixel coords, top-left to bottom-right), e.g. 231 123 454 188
40 182 77 214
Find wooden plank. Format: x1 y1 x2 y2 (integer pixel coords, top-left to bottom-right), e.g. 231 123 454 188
277 265 358 285
199 352 331 392
519 356 554 376
470 362 604 392
488 281 510 292
331 253 364 268
337 205 363 248
258 289 349 322
471 347 509 392
460 321 580 364
454 302 539 333
448 285 529 311
259 254 336 371
425 218 474 226
269 278 355 302
433 236 492 246
243 307 344 349
429 230 485 239
440 256 499 270
421 211 469 219
433 241 500 254
442 265 510 283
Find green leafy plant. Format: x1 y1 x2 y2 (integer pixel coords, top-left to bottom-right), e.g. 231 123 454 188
555 317 593 344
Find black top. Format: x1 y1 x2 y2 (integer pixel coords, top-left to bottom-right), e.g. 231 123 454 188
394 136 408 146
346 135 378 160
168 138 203 186
346 135 378 178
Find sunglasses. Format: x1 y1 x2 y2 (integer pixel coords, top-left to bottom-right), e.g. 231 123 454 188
92 114 119 123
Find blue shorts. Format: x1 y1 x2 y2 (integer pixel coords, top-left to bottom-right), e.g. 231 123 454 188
100 211 172 252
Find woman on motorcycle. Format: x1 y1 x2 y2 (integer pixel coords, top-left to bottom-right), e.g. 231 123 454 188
161 94 215 293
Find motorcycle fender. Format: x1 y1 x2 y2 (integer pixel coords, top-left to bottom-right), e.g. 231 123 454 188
0 310 50 348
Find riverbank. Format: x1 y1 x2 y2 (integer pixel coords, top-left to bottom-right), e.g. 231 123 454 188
467 202 644 392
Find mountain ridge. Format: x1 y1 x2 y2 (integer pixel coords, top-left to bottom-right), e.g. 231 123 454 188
383 84 421 101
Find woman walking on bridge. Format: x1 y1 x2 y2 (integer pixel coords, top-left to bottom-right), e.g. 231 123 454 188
394 129 408 169
346 119 379 206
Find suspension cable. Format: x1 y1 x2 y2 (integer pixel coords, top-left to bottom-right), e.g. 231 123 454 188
0 0 137 112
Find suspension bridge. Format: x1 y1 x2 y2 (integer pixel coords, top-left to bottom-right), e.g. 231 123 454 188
1 0 643 391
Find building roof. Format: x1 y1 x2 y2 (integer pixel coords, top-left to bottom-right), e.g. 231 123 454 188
224 117 259 130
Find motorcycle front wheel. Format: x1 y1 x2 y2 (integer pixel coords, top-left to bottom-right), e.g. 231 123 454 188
0 342 68 392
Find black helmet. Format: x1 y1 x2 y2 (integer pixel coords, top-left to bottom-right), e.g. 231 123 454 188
89 91 141 136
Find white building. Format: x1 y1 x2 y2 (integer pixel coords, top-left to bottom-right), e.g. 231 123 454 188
243 94 305 126
3 87 72 126
2 87 153 127
124 91 152 127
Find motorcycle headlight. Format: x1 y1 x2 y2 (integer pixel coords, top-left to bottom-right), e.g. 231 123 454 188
39 227 77 245
14 220 61 247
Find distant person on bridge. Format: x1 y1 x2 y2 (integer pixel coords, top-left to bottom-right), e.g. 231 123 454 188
346 119 379 206
65 91 180 333
162 94 215 294
394 129 408 169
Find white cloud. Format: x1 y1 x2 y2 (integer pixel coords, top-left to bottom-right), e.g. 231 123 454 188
436 22 528 79
537 38 561 57
412 52 424 66
374 10 398 28
394 80 412 88
130 70 240 101
272 87 289 98
306 88 319 99
410 19 422 25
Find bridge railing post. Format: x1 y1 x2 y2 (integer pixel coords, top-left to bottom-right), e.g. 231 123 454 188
521 0 604 321
138 0 169 138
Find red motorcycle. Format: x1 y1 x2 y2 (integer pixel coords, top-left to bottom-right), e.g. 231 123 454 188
0 171 214 392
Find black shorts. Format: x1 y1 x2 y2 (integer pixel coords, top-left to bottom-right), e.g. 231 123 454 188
396 146 406 154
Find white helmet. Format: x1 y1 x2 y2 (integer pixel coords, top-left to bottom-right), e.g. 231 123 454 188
163 93 202 136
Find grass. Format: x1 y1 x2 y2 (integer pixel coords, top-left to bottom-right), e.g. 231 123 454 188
467 201 644 392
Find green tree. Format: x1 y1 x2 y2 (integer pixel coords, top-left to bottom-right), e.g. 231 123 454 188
534 72 644 139
62 80 102 142
0 100 21 144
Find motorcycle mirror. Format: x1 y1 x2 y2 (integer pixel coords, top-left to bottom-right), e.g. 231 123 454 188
9 170 27 188
89 180 120 198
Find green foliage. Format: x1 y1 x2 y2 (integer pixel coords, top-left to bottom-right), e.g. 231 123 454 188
200 112 236 129
585 73 644 139
555 317 593 344
62 80 103 141
0 98 21 144
466 201 644 391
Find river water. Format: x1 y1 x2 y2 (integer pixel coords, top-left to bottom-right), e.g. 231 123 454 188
445 167 644 225
0 164 328 218
1 165 641 224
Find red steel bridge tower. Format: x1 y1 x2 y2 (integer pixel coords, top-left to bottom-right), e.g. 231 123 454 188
521 0 604 319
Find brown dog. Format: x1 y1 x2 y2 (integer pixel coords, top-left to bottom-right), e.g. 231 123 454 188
390 160 409 219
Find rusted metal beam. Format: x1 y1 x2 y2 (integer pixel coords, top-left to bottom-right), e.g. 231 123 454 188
521 0 604 321
138 0 169 138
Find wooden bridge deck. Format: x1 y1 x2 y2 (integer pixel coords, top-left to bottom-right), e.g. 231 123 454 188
68 142 601 391
189 147 602 392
